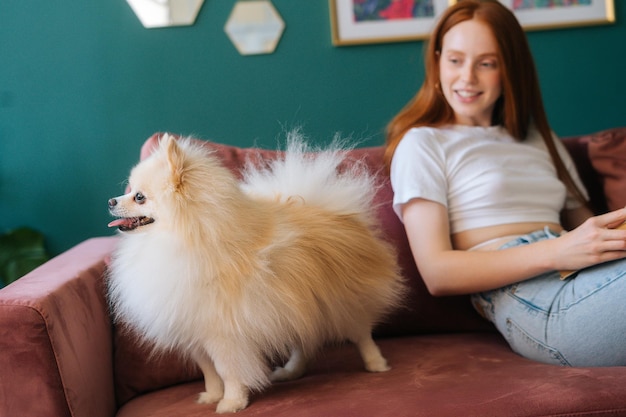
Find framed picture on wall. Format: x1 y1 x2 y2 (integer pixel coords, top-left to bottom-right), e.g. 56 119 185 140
466 1 615 31
329 0 454 46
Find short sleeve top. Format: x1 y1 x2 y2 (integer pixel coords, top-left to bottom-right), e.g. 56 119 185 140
390 125 588 233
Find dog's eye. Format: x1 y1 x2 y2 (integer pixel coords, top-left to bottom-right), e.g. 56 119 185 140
134 193 146 204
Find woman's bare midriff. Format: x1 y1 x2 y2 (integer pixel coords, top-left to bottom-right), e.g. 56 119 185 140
452 222 563 251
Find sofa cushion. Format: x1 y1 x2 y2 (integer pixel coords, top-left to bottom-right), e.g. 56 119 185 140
586 127 626 212
115 334 626 417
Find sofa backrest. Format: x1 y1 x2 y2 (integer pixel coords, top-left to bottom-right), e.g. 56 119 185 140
574 128 626 212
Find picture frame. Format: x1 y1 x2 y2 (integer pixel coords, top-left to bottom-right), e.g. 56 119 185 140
329 0 454 46
463 1 616 31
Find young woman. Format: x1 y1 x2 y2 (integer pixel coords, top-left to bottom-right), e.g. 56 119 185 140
385 0 626 366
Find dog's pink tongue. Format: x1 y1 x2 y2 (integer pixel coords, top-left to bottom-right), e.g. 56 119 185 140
108 219 130 228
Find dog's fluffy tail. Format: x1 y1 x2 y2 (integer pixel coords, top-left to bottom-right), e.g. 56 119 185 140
240 130 377 217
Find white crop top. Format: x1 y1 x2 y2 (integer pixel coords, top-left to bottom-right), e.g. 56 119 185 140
390 125 588 233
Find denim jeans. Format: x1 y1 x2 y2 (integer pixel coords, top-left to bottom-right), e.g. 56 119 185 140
471 228 626 366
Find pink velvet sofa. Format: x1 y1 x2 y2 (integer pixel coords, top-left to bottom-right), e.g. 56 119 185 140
2 128 626 417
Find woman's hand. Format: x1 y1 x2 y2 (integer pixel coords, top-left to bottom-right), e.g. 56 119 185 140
554 208 626 272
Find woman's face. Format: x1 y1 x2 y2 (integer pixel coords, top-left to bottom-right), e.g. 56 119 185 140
439 18 502 127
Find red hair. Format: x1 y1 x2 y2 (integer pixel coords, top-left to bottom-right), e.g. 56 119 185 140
384 0 586 204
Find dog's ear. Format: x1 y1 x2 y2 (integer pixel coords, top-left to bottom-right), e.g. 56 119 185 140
164 136 186 191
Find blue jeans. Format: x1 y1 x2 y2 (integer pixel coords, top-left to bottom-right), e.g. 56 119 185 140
471 228 626 366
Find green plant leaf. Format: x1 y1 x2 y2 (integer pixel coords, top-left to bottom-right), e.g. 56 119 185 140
0 227 50 286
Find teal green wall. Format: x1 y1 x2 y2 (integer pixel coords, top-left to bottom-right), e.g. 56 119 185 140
1 2 624 255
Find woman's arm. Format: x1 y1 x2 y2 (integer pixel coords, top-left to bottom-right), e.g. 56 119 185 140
402 199 626 296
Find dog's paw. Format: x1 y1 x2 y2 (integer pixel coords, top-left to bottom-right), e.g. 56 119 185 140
197 390 222 405
216 397 249 414
365 356 391 373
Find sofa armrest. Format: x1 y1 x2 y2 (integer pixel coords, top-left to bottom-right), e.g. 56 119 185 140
0 237 118 417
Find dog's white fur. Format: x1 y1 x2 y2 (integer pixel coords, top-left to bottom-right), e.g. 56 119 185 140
107 133 406 413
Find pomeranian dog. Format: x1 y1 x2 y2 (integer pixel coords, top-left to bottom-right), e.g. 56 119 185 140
107 133 406 413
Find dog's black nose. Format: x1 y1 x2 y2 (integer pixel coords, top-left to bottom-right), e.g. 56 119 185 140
108 198 117 208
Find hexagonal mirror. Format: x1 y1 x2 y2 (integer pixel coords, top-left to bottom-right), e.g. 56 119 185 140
225 1 285 55
127 0 205 28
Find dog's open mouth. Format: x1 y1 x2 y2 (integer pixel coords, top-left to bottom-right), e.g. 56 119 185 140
108 216 155 232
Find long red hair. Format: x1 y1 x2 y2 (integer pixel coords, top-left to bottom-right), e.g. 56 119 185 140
384 0 586 204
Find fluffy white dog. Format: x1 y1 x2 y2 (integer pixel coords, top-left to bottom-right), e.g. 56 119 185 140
107 133 406 413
